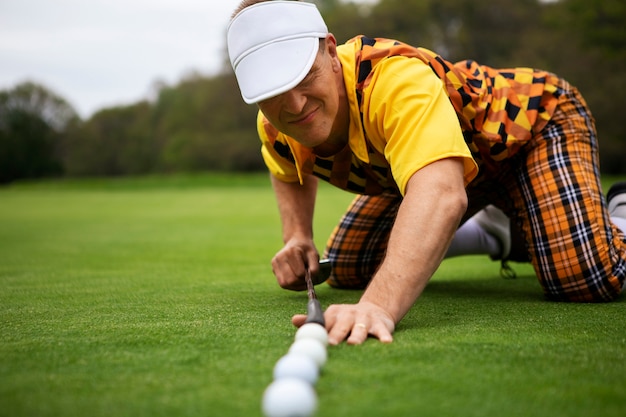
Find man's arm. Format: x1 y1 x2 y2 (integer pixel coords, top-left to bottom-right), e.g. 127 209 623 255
314 158 467 344
270 173 321 291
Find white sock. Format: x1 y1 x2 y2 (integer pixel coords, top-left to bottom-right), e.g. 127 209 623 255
445 218 501 258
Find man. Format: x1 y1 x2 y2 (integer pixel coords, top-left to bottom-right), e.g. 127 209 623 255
226 0 626 345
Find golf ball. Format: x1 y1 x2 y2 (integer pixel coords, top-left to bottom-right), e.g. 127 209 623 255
262 377 317 417
289 338 327 367
295 323 329 346
273 353 319 385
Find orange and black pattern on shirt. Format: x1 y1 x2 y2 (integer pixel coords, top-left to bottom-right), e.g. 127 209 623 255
352 36 561 172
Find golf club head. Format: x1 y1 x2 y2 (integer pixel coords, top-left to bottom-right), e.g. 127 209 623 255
312 259 332 285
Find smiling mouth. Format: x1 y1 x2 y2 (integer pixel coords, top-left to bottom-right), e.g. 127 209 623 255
290 108 318 125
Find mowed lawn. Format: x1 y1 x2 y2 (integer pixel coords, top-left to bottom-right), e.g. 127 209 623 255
1 174 625 417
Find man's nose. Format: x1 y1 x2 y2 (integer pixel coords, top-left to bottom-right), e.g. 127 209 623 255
281 89 306 113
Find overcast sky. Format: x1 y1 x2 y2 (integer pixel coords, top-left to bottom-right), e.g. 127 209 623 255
0 0 242 118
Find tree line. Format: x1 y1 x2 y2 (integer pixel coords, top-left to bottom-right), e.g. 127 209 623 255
1 0 624 184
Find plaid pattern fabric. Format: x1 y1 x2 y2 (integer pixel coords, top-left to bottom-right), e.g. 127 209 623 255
508 85 626 301
323 192 401 289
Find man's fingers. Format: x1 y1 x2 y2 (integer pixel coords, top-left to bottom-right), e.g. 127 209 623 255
294 303 395 345
325 303 396 345
326 313 355 345
346 322 369 345
306 253 321 278
272 256 307 290
369 321 394 344
291 314 308 328
272 249 323 291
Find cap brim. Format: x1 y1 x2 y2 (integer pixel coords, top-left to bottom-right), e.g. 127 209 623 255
234 37 320 104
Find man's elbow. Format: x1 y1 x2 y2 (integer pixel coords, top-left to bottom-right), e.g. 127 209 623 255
435 172 468 225
450 190 468 223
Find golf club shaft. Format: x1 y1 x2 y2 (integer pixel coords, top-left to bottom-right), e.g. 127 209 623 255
304 269 325 326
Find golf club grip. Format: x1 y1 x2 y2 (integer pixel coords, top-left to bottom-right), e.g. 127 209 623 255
305 299 325 326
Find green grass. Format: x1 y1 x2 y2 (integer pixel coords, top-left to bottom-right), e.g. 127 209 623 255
1 173 625 417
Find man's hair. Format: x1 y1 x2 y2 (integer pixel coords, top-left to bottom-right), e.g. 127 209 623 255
232 0 302 19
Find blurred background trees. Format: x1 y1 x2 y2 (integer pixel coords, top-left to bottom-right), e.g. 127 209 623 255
1 0 624 183
0 82 79 183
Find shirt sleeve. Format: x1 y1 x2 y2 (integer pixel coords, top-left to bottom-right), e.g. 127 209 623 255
361 56 478 195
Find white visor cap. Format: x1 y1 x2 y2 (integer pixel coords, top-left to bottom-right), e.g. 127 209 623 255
227 1 328 104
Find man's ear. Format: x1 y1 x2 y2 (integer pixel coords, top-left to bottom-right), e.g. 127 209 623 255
325 34 341 72
324 33 338 55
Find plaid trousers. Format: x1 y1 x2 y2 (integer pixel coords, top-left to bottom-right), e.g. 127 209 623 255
324 83 626 302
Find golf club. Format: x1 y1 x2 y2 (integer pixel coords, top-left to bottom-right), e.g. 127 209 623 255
304 259 331 326
314 258 332 285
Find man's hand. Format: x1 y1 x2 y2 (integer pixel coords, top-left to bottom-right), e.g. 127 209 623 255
271 240 320 291
292 301 395 345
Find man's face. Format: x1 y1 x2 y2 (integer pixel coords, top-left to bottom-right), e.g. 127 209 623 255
257 36 348 150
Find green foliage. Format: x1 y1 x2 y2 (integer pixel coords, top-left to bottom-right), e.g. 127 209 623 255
152 73 261 173
0 82 78 183
563 0 626 57
50 72 263 177
63 102 155 176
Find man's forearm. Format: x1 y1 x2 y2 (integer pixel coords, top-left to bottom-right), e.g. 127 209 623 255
360 159 467 323
270 174 319 243
270 174 321 288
